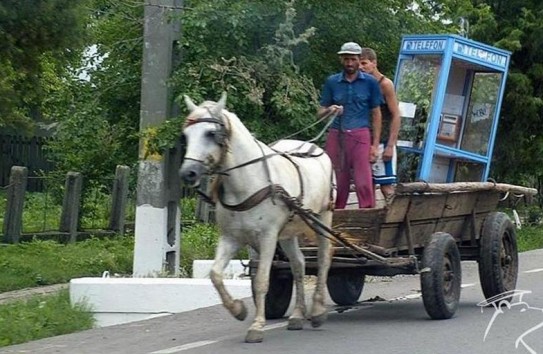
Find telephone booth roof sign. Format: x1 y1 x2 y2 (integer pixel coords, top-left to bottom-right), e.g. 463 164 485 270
400 34 511 72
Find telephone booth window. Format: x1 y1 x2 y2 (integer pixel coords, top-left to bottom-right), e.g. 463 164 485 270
460 72 502 155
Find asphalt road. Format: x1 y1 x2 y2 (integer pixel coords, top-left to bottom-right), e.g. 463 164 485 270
2 249 542 354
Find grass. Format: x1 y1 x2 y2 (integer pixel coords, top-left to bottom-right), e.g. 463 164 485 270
0 218 221 348
517 225 543 252
0 289 94 347
0 237 135 292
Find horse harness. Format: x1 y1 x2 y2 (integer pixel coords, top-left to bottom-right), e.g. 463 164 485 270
184 108 333 213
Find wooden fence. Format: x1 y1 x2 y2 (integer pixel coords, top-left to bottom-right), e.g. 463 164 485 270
0 135 54 192
2 165 131 244
1 163 206 244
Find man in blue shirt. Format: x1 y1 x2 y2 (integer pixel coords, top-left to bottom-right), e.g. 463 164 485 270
318 42 383 208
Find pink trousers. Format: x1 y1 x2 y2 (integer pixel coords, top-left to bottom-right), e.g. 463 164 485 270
325 128 375 209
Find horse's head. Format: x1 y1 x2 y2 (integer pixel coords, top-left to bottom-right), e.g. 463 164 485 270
179 92 229 187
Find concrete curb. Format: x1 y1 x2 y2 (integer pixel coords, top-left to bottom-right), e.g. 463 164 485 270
0 284 69 305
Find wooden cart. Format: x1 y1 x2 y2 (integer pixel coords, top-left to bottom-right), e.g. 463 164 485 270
250 181 537 320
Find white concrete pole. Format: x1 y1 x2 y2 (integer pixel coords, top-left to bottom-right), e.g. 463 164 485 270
134 0 182 277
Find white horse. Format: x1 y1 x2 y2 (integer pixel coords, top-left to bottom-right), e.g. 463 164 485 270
179 93 336 343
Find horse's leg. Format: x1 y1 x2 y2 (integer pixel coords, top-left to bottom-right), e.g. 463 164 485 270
209 236 246 321
278 237 306 330
310 211 333 328
246 233 277 343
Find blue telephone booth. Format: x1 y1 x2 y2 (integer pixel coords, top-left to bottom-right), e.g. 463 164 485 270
393 34 511 183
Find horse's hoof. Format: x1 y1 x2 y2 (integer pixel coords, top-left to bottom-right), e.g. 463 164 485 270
310 311 328 328
245 329 264 343
287 317 304 330
233 299 247 321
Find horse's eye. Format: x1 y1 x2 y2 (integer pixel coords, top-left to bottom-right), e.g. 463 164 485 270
205 131 216 139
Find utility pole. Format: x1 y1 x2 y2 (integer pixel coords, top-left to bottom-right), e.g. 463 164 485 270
134 0 183 277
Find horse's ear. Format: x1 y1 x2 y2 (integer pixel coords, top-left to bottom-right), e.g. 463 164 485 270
213 91 227 115
184 95 198 112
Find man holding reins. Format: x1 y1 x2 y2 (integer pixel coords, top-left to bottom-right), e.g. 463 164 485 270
318 42 383 209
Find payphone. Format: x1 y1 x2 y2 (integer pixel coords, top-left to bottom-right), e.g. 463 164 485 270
393 34 511 183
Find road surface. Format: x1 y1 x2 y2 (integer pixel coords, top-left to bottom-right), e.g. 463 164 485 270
1 249 542 354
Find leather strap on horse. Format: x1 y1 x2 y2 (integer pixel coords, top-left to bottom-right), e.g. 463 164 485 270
218 184 284 212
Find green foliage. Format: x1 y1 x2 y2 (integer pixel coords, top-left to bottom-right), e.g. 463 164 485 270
462 2 543 188
517 225 543 252
0 0 90 132
0 289 94 347
171 1 321 144
0 238 134 292
45 81 138 184
181 197 198 224
80 183 114 230
41 0 468 184
0 190 63 233
22 193 62 233
180 223 219 277
44 0 141 184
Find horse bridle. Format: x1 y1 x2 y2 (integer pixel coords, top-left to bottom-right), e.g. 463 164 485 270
182 107 230 172
183 106 327 211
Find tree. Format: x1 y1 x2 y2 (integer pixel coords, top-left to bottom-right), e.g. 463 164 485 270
0 0 90 132
47 0 468 183
45 0 143 182
462 1 543 191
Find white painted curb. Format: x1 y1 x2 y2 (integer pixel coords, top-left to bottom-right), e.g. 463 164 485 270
192 259 249 279
70 261 252 328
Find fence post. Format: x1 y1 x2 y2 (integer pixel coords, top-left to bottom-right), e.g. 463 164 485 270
60 172 83 243
2 166 28 243
108 165 130 234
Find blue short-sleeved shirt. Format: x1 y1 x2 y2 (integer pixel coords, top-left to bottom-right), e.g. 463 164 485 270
319 71 383 130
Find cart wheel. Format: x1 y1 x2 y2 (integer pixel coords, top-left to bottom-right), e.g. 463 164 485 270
327 273 365 306
251 268 293 319
478 212 518 300
421 232 461 320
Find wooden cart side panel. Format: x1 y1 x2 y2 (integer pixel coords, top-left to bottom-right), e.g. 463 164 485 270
325 190 501 251
472 191 501 213
332 208 386 245
386 191 501 223
378 214 488 252
384 194 450 222
380 221 435 250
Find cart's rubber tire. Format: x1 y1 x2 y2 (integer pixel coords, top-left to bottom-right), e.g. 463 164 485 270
327 273 365 306
478 212 518 300
251 269 293 319
421 232 462 320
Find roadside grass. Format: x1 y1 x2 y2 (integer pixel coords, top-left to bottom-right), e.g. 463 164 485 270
0 237 134 292
0 218 220 348
0 289 94 347
517 226 543 252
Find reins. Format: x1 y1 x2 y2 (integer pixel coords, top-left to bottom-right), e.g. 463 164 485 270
271 110 338 145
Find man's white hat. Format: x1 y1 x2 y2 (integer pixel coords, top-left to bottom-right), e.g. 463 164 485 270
337 42 362 55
